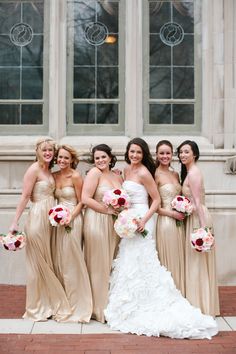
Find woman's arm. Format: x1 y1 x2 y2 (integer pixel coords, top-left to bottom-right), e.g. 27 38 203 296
81 168 115 215
188 168 206 227
9 163 38 232
137 170 161 232
70 171 84 221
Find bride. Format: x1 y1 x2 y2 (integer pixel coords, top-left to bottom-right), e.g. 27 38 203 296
104 138 218 339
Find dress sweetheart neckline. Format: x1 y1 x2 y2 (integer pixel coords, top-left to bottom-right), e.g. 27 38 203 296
123 180 144 187
159 183 181 189
36 179 54 185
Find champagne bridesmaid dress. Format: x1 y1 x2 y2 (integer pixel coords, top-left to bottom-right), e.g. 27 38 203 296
23 180 72 321
83 184 120 323
51 186 93 322
182 183 220 316
156 183 185 296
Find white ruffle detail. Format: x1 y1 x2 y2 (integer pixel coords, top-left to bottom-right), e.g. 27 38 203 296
104 181 218 339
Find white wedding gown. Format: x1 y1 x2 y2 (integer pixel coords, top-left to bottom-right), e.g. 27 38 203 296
104 180 218 339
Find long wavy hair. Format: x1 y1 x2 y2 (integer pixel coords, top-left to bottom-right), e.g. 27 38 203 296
176 140 200 185
155 140 173 168
125 137 156 178
56 144 79 170
89 144 117 170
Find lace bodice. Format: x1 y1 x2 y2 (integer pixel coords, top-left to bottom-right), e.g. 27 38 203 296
123 180 148 205
55 186 77 207
30 180 55 202
159 183 181 210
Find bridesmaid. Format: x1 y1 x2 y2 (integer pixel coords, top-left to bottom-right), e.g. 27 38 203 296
177 140 220 316
52 144 93 322
82 144 122 323
9 138 72 321
155 140 185 296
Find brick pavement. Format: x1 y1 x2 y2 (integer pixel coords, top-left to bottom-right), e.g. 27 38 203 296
0 285 236 354
0 332 236 354
1 285 236 318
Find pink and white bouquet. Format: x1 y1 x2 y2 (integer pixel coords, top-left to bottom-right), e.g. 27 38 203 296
190 227 215 252
171 195 193 226
48 204 71 233
0 231 26 251
103 188 131 212
114 209 148 239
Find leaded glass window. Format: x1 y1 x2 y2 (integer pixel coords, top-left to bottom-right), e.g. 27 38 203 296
144 0 201 133
67 0 125 135
0 0 48 133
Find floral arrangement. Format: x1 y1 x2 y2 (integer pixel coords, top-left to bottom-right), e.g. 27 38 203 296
0 231 26 251
103 188 131 211
190 227 215 252
48 204 71 233
114 209 148 239
171 195 193 226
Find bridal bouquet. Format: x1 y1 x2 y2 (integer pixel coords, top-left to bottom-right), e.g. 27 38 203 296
190 227 215 252
114 209 148 239
0 231 26 251
103 188 131 211
48 204 71 233
171 195 193 226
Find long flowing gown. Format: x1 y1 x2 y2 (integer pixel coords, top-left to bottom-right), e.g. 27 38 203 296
83 184 120 323
156 184 185 295
51 187 93 322
104 180 218 339
182 183 220 316
23 180 72 321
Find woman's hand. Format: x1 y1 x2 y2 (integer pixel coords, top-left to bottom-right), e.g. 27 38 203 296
106 206 119 216
172 210 185 221
9 222 18 233
136 218 146 233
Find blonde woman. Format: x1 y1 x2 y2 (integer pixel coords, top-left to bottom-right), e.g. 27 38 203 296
9 138 71 322
52 144 92 322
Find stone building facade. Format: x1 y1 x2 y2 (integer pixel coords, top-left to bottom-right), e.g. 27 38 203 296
0 0 235 285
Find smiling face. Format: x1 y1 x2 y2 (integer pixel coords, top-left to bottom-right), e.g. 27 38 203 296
37 142 55 166
128 144 143 165
57 148 73 170
156 144 173 167
94 150 111 171
178 144 195 166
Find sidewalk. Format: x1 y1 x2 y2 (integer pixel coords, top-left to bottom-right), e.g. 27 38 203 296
0 285 236 353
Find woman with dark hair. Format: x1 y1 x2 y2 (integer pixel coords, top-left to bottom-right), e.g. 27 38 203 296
9 138 72 321
82 144 122 323
155 140 185 295
177 140 220 316
52 144 92 322
105 138 217 339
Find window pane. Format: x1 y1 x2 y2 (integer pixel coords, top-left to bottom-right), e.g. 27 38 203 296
67 0 124 134
97 67 118 98
0 105 19 124
74 67 95 98
173 67 194 99
173 104 194 124
74 104 95 124
22 68 43 99
0 1 46 129
149 104 171 124
0 35 20 66
97 104 118 123
150 67 171 99
146 0 199 130
0 68 20 99
22 104 43 124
